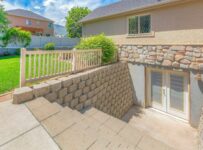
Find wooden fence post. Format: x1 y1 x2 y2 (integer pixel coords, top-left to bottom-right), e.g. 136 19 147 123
20 48 26 87
72 49 76 73
99 49 102 65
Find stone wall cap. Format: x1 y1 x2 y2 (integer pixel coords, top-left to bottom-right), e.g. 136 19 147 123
46 80 61 85
14 87 33 94
58 77 70 81
33 83 49 89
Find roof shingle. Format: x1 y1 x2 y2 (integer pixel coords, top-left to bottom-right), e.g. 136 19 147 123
80 0 178 23
6 9 53 22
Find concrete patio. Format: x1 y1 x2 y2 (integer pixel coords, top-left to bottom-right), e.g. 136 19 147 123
122 106 198 150
0 97 197 150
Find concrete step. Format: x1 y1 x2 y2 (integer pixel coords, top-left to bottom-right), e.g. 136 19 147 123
41 107 76 137
26 97 62 121
25 99 175 150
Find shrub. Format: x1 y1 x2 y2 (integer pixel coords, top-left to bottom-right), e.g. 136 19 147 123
3 50 9 56
15 48 21 55
75 34 117 63
2 27 31 47
44 42 55 50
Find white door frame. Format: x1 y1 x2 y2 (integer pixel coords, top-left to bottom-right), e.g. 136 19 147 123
146 67 190 121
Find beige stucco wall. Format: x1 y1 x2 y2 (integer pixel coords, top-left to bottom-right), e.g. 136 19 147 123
82 0 203 45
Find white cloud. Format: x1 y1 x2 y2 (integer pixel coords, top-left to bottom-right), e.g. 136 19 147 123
1 1 24 10
34 6 41 10
1 0 118 26
42 0 103 26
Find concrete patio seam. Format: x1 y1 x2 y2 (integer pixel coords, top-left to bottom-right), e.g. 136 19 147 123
25 104 62 150
52 122 77 138
0 125 41 147
24 103 62 122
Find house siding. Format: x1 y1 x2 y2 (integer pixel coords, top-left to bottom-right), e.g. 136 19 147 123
82 0 203 45
7 15 54 36
82 0 203 127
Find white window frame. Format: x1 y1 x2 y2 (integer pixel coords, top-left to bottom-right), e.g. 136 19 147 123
127 14 154 37
26 19 32 25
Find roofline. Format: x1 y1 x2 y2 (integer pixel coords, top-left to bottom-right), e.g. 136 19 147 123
80 0 193 23
6 11 54 23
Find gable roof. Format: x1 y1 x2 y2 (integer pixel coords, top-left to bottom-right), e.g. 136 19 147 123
6 9 53 22
80 0 186 23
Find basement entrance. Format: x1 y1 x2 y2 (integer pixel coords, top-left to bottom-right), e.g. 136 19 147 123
146 68 189 121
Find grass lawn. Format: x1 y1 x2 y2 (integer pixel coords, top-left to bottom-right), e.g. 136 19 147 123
0 55 72 94
0 56 20 94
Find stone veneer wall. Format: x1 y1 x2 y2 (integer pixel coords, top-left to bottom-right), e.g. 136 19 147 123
13 62 134 119
198 108 203 150
119 45 203 70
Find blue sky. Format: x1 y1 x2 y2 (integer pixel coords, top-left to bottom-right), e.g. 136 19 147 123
1 0 119 25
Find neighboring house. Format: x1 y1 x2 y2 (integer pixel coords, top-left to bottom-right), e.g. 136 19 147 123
81 0 203 127
54 24 67 37
6 9 54 36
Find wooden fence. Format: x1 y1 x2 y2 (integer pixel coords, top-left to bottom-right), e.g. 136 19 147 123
20 48 102 86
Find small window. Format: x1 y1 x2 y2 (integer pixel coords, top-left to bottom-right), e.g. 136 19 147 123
140 15 151 33
128 16 138 34
48 22 53 29
26 19 32 25
128 15 151 35
36 21 40 25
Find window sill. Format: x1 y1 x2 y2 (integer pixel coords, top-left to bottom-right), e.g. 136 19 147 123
127 32 155 38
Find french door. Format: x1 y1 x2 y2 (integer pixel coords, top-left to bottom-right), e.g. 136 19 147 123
147 68 189 120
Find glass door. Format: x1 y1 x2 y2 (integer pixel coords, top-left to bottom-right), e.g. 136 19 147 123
167 74 189 120
150 70 166 112
147 68 189 121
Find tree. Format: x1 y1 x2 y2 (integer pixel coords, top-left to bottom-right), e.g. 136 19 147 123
66 7 91 38
0 6 31 47
0 5 9 33
2 27 31 47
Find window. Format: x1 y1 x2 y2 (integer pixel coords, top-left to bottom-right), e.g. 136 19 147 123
36 21 40 25
48 22 53 29
26 19 32 25
128 15 151 35
128 16 138 34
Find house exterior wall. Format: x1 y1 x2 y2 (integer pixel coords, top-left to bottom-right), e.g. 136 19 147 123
128 64 145 106
190 71 203 127
82 0 203 127
82 0 203 45
7 15 54 36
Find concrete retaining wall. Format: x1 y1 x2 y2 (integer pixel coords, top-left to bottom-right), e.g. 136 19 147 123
198 108 203 149
13 62 134 119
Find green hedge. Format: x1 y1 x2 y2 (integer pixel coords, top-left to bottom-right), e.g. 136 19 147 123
76 34 116 63
44 42 55 50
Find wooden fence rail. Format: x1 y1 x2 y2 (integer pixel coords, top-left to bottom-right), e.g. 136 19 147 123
20 48 102 86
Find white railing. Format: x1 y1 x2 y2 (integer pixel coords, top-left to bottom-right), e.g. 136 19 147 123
20 48 102 86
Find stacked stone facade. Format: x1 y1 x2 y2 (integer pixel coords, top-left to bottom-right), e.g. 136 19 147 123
119 45 203 70
13 62 134 119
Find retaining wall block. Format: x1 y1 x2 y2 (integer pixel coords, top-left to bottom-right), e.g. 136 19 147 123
13 87 33 104
33 83 50 98
70 98 79 108
64 93 73 104
58 77 73 88
58 88 67 99
68 84 78 93
45 92 58 102
46 80 62 92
